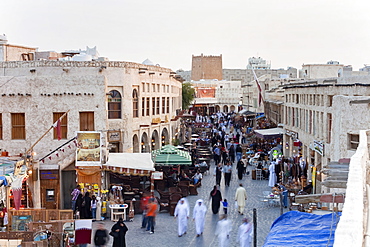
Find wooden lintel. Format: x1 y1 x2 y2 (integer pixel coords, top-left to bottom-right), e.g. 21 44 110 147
321 180 347 188
295 194 324 204
322 169 349 176
295 193 346 204
327 165 349 169
325 176 348 181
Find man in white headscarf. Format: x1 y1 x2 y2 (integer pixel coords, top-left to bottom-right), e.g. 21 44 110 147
268 161 277 187
174 198 189 237
215 214 232 247
193 199 207 237
237 218 253 247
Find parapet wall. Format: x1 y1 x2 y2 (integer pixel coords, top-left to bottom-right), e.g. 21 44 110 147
0 60 173 73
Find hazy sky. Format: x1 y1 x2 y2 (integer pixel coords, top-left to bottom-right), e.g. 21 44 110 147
2 0 370 71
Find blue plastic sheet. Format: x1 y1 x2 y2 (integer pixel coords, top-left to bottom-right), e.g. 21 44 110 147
263 211 341 247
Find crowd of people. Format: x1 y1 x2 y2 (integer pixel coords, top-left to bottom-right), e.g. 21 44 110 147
81 110 313 247
71 185 102 221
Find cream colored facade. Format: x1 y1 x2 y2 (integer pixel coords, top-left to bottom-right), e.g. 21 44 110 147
0 37 37 62
0 60 182 208
282 76 370 193
191 80 242 114
300 64 344 79
0 60 182 164
333 129 370 247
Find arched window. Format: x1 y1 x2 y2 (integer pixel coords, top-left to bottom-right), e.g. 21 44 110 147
133 89 139 118
108 90 122 119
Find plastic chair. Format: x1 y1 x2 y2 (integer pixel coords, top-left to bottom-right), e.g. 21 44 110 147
255 169 263 180
258 195 270 207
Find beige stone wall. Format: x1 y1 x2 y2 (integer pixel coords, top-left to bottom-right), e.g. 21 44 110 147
0 44 37 61
283 80 370 169
0 60 182 160
301 64 343 79
191 54 222 81
0 74 107 159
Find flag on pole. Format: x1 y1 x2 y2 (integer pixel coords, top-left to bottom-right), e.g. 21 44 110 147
251 68 263 106
53 119 62 140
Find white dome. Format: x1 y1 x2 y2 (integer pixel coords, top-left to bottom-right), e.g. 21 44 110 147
72 53 92 61
142 58 154 66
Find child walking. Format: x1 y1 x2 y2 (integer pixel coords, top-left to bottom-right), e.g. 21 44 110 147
222 199 228 214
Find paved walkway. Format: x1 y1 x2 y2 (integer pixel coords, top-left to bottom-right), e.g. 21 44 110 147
89 159 289 247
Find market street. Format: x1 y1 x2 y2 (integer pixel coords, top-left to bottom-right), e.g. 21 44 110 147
89 160 289 247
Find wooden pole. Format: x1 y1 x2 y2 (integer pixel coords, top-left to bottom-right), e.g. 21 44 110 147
150 172 154 197
26 110 70 155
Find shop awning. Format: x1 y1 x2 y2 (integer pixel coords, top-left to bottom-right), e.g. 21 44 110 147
0 157 19 175
104 153 155 176
152 145 192 166
238 109 257 116
254 127 283 139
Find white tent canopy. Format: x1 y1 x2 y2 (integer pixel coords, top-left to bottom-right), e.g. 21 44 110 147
254 127 284 139
104 153 155 176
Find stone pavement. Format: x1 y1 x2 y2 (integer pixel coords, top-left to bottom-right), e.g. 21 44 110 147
87 159 289 247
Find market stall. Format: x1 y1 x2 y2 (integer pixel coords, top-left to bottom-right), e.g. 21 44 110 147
104 153 155 217
254 127 284 140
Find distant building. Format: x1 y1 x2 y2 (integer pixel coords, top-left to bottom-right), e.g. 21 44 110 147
191 54 223 81
223 66 297 85
190 80 242 115
246 56 271 70
299 61 367 79
176 69 191 82
0 34 37 61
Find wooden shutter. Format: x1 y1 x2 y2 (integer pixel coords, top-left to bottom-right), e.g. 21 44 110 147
11 113 25 139
53 112 68 139
79 112 95 131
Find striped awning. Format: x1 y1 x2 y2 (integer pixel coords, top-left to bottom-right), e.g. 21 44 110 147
103 153 154 176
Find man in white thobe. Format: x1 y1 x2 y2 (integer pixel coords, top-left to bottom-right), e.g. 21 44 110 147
237 218 253 247
193 199 207 237
215 214 232 247
174 198 189 237
268 162 277 187
235 184 247 215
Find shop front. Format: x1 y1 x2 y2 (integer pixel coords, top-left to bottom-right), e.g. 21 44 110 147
103 153 155 217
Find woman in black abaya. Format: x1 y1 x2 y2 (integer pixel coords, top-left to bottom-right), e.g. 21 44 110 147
209 185 222 214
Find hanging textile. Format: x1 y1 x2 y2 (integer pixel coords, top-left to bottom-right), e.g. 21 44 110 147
11 175 27 210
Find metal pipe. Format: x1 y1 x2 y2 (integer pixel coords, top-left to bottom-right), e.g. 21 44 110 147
253 208 257 247
364 184 370 245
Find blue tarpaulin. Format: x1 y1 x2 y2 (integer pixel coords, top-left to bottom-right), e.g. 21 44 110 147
263 211 341 247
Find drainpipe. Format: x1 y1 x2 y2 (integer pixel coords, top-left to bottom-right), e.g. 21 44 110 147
364 184 370 245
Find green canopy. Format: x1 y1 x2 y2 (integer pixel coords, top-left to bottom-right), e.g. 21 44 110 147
152 145 192 165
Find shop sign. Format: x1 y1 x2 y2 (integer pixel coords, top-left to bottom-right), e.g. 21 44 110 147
151 171 163 180
40 170 59 180
152 117 161 124
313 140 324 156
76 131 102 165
108 131 121 142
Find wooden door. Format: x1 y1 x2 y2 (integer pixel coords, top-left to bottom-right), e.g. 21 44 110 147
62 170 76 209
40 170 60 209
